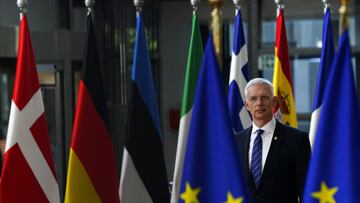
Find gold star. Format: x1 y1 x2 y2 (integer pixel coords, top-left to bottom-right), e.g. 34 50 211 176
224 192 243 203
311 181 338 203
180 182 201 203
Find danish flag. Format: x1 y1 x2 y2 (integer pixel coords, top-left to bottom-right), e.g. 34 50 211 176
0 14 60 203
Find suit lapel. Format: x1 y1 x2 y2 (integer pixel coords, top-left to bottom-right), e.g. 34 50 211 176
258 121 283 189
239 128 256 191
243 128 251 172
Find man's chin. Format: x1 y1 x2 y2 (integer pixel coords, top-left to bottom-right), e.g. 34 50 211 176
254 114 272 121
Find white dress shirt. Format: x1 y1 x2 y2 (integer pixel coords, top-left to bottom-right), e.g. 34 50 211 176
248 117 276 172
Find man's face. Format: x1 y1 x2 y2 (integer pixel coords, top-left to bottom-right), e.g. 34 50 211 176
245 84 276 122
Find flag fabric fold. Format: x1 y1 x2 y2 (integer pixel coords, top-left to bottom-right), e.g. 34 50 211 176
308 8 335 147
0 14 60 203
119 14 170 203
65 14 120 203
171 13 203 203
178 35 249 203
303 28 360 203
228 9 252 133
272 8 297 127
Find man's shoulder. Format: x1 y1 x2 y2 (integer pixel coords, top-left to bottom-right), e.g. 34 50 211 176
236 127 252 144
237 126 252 136
275 121 308 138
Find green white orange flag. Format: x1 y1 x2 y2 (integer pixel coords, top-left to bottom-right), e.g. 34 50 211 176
272 8 297 127
65 14 119 203
170 13 203 203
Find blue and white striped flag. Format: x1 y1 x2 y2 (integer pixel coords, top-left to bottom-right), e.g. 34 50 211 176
228 9 252 133
309 8 334 147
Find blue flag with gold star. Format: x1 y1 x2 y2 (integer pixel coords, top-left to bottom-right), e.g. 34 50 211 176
178 35 249 203
302 29 360 202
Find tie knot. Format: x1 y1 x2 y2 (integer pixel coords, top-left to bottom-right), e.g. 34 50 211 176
256 129 264 137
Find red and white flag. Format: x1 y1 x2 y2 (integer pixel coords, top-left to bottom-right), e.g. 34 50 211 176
0 14 60 203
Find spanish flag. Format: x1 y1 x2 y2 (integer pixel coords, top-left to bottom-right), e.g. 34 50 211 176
272 8 297 127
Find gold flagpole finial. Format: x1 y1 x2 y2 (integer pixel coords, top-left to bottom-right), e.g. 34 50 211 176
339 0 350 34
208 0 224 68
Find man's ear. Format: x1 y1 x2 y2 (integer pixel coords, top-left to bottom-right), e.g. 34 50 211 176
245 100 250 111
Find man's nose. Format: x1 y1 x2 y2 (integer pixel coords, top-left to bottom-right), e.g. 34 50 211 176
255 98 263 105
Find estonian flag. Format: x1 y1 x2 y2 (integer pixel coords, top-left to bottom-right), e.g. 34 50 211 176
119 13 170 203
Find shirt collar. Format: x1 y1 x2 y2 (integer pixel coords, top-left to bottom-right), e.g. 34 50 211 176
251 117 276 134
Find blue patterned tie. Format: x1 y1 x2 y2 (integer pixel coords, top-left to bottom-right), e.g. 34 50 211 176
251 129 264 189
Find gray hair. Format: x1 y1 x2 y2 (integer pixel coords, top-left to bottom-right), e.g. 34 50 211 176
244 78 274 98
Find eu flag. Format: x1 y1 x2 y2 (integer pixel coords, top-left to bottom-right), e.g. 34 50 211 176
303 29 360 202
178 36 249 203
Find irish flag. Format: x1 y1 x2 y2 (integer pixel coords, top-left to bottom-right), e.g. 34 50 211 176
171 13 203 203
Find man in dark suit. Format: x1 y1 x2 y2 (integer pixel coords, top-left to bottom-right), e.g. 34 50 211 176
237 78 311 203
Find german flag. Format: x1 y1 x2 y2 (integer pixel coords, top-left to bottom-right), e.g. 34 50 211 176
272 8 297 127
64 14 120 203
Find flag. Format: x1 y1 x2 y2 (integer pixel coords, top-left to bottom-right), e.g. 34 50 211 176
0 14 60 203
308 8 335 147
65 14 120 203
178 36 249 203
272 8 297 127
119 14 170 203
303 28 360 202
228 9 252 133
171 13 203 203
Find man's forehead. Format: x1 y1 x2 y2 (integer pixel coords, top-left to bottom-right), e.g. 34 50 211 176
248 84 272 90
248 85 272 95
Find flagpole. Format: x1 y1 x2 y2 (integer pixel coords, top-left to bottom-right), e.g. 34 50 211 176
134 0 144 17
191 0 200 15
208 0 223 68
275 0 284 15
85 0 95 15
322 0 330 14
339 0 350 34
233 0 242 15
17 0 28 15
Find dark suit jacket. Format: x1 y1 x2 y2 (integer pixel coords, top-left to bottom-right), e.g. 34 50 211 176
237 120 311 203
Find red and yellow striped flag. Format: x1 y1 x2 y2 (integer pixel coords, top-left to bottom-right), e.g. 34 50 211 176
272 8 297 127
